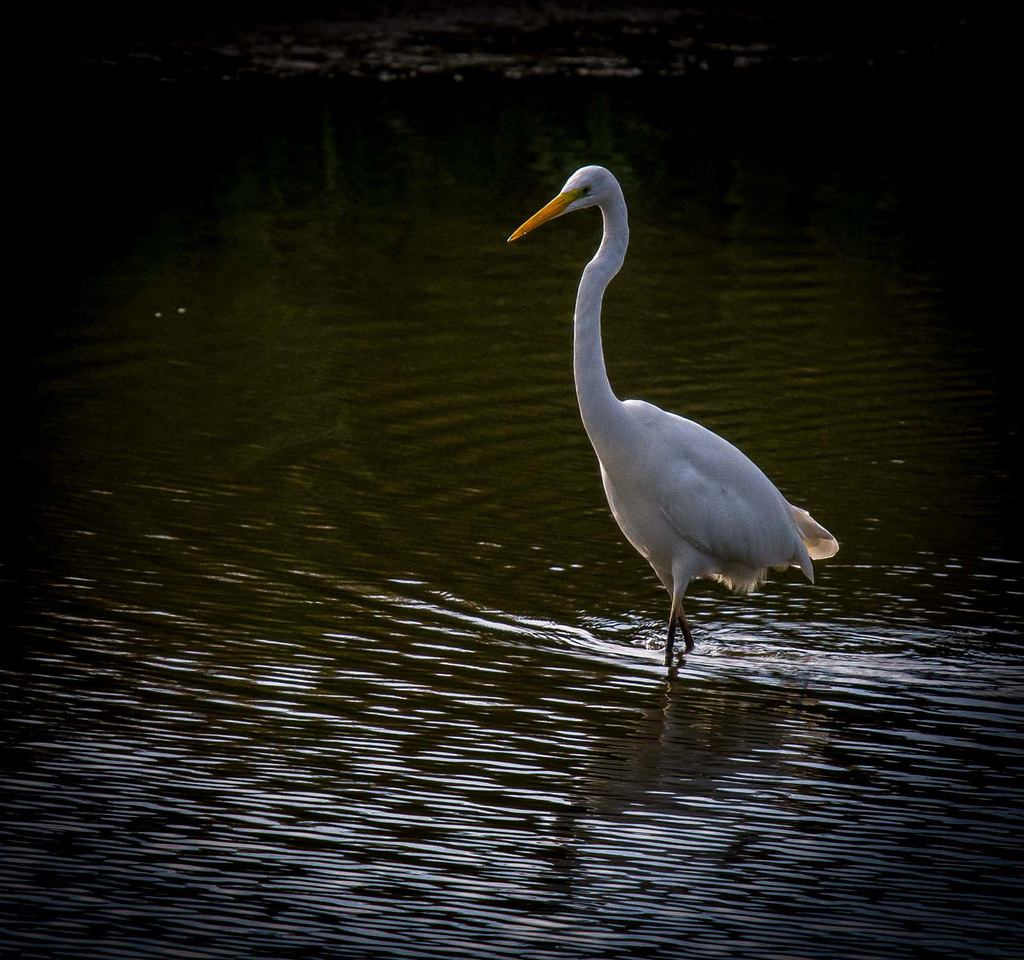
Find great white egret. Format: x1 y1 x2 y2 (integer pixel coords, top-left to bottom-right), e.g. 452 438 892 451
508 165 838 666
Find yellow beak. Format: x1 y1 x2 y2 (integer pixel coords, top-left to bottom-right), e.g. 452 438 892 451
507 190 577 242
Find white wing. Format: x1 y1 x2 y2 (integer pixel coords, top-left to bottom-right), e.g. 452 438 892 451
601 400 831 591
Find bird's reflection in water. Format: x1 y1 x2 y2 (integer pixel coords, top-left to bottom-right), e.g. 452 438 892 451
544 670 826 887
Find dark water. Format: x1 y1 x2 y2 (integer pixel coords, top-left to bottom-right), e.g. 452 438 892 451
4 71 1020 959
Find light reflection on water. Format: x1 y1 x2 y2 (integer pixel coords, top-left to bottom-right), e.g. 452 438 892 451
5 619 1021 959
3 74 1021 958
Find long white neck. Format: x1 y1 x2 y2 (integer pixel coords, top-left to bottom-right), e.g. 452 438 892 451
574 188 629 453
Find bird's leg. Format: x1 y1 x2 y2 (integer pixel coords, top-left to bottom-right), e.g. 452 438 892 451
665 596 694 665
677 603 694 654
665 596 696 665
665 610 677 667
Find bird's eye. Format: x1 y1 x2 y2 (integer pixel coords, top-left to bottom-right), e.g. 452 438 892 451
581 185 592 196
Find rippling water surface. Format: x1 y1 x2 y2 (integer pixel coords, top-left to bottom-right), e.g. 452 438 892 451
4 72 1020 958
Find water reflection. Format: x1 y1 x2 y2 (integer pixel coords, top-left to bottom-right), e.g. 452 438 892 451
4 72 1020 959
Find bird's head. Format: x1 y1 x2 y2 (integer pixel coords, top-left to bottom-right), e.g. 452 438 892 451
508 165 616 242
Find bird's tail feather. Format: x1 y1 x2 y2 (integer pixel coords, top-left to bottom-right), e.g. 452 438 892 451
790 505 839 560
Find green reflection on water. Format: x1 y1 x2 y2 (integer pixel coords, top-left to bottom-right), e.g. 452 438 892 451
13 72 1017 652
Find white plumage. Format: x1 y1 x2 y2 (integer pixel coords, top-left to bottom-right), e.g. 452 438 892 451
509 165 837 664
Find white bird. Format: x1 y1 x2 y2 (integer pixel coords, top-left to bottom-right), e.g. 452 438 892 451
508 165 838 665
